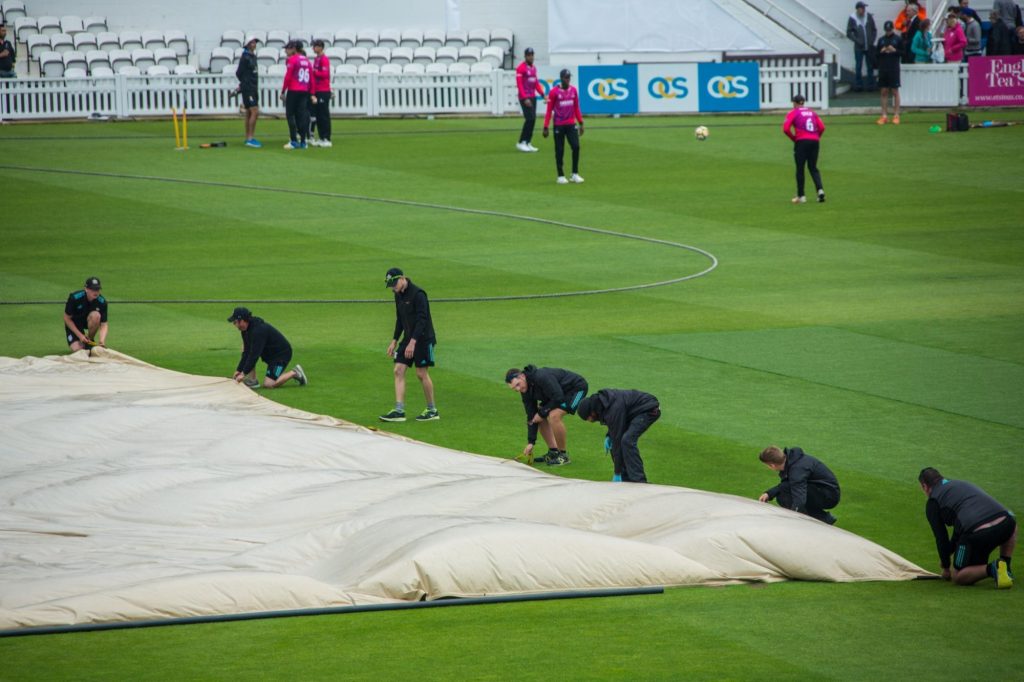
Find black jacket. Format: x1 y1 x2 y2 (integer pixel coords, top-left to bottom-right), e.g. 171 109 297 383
583 389 659 460
926 479 1009 569
236 317 292 374
236 49 258 91
392 279 436 345
520 365 588 443
0 37 15 71
765 447 839 514
846 13 877 52
987 20 1013 56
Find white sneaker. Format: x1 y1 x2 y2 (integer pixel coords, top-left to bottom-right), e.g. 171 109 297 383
791 196 806 204
516 142 530 152
556 176 569 184
527 143 539 152
570 173 585 183
321 140 332 148
309 139 322 147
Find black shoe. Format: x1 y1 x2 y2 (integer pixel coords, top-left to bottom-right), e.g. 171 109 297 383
378 409 406 422
415 408 439 422
823 513 837 525
817 189 826 203
545 451 570 466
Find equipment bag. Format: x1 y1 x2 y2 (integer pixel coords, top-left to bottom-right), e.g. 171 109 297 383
946 112 970 132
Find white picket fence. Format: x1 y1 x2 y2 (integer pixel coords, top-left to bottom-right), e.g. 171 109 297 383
0 65 836 121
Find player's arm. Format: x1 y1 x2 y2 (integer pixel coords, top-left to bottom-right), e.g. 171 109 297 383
515 64 528 99
782 112 797 141
523 396 540 450
542 89 556 131
239 326 266 375
925 498 953 571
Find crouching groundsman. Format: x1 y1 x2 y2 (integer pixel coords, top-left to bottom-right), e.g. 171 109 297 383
505 365 588 466
228 307 307 389
758 446 840 524
919 467 1015 588
577 389 660 483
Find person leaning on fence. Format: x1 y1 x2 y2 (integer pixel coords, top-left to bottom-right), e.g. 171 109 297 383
911 18 933 63
236 36 262 148
846 3 878 91
308 39 332 148
0 24 16 79
876 21 903 125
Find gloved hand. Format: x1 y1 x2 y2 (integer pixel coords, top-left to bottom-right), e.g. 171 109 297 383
604 435 612 454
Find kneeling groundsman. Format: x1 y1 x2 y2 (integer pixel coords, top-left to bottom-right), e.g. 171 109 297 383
577 389 660 482
758 446 840 524
228 307 307 389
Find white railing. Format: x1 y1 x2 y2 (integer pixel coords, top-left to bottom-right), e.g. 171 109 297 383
1 66 838 120
901 63 968 106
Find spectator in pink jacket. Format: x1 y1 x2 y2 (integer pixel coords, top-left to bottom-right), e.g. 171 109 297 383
515 47 545 153
943 14 967 62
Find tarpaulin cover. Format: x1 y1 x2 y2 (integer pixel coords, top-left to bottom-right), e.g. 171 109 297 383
0 350 931 629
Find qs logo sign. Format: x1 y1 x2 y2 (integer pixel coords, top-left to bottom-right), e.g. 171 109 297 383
647 76 689 99
707 75 750 99
587 77 630 101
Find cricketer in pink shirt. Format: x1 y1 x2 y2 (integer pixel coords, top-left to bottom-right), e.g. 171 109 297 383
782 94 826 203
542 69 585 183
311 52 331 93
543 82 583 129
283 53 312 93
281 42 312 148
782 104 825 142
515 47 547 150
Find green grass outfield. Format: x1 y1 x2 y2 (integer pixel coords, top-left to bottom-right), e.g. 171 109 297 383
1 110 1022 680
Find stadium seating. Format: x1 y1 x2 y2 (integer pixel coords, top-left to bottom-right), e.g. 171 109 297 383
26 34 49 61
120 31 143 52
49 33 73 54
209 47 233 73
481 46 503 68
470 61 492 74
37 16 61 36
246 30 267 46
345 46 368 66
59 15 84 35
292 30 312 46
142 30 164 51
154 47 178 69
165 30 189 58
13 17 37 41
220 63 237 76
379 62 402 75
132 49 156 71
435 46 457 65
109 49 132 72
64 66 87 78
256 46 278 68
73 32 98 52
267 63 286 76
83 17 107 34
86 50 110 74
422 28 445 49
413 46 435 64
400 28 423 48
173 64 196 75
39 50 63 77
62 50 87 72
145 64 169 76
402 62 425 75
334 63 357 76
117 65 140 76
324 46 345 61
96 32 119 52
220 29 243 50
467 28 489 48
265 29 288 50
378 28 400 49
356 29 378 48
2 1 27 23
489 28 513 55
91 65 113 77
333 29 356 49
445 29 468 49
390 46 413 65
458 46 481 64
368 46 390 65
357 63 379 74
447 62 470 74
424 62 447 75
312 30 333 47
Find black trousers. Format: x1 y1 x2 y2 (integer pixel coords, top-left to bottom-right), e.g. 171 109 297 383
309 92 331 141
793 139 823 197
285 91 310 144
519 98 536 143
553 124 580 176
775 481 840 521
613 408 660 483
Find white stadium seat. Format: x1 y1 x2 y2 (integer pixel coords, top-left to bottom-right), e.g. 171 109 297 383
91 65 114 77
13 17 38 41
108 49 132 72
367 46 390 65
400 28 423 48
2 1 27 23
220 63 238 75
447 62 470 74
445 29 468 48
490 28 513 54
37 16 61 37
402 62 425 75
209 47 234 73
173 64 197 75
132 49 156 71
291 31 312 46
357 63 379 74
277 48 287 61
50 33 74 54
378 28 401 49
64 66 87 78
435 46 458 65
165 30 189 58
118 65 141 76
265 30 288 50
256 64 268 76
481 45 504 68
145 64 169 76
345 46 368 66
324 47 345 62
154 47 178 69
96 32 119 52
83 16 107 34
355 29 378 48
142 30 165 51
424 62 447 75
312 31 333 47
39 51 64 77
73 32 98 52
221 29 243 50
422 28 445 49
256 46 278 68
470 61 493 74
467 28 490 48
412 46 435 64
379 63 402 75
334 63 357 76
86 50 110 73
458 46 481 63
27 34 50 61
120 31 143 52
333 29 356 49
390 46 413 65
235 47 246 60
62 50 87 72
267 63 287 76
60 15 84 35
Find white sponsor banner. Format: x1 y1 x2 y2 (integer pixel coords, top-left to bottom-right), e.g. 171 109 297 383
638 63 699 113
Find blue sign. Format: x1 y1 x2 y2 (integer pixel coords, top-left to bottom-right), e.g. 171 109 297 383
578 64 639 115
697 62 760 112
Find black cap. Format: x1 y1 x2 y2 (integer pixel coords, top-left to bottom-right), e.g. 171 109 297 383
576 395 596 421
884 20 894 30
792 93 805 104
384 267 404 288
855 2 867 8
85 276 102 291
524 47 534 55
559 68 571 79
504 368 522 384
227 306 252 322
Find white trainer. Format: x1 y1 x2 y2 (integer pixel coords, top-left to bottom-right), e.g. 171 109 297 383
570 173 585 183
526 143 539 152
321 140 333 148
516 142 530 152
791 196 806 204
556 176 569 184
309 139 322 147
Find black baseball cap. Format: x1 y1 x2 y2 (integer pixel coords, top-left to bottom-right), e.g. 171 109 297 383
227 306 252 322
85 277 102 291
384 267 404 288
884 20 894 30
524 47 534 55
559 68 571 79
576 395 596 420
855 2 867 9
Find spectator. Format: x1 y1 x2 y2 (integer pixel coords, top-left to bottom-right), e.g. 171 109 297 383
912 18 933 62
900 4 924 63
1014 26 1024 54
894 0 926 33
235 36 261 148
957 0 981 24
64 277 108 351
993 0 1022 29
846 2 878 91
757 446 840 524
281 41 312 150
987 11 1014 55
876 21 903 125
227 307 307 389
505 365 588 466
515 47 544 152
309 39 332 148
944 14 967 63
963 13 983 58
0 24 15 78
